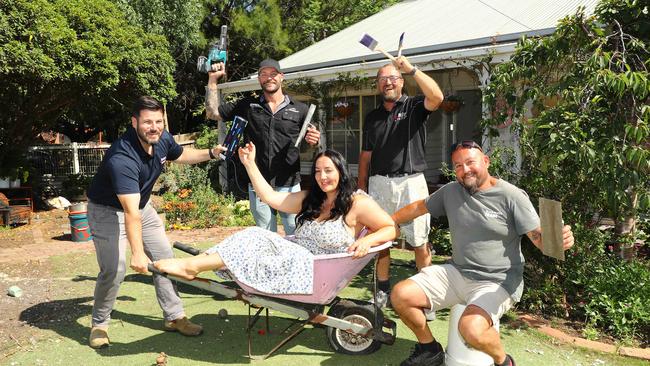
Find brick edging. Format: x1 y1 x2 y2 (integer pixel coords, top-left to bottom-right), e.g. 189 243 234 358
518 314 650 361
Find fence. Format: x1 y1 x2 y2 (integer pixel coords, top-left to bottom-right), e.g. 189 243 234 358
28 140 196 178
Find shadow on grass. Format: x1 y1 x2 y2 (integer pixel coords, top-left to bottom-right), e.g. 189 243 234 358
17 295 422 364
15 249 452 364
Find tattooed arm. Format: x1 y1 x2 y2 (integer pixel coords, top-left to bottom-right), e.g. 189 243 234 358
526 225 575 252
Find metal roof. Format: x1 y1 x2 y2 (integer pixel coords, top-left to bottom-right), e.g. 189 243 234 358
281 0 597 72
220 0 597 92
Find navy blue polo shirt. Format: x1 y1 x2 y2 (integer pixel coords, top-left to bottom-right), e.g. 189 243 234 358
362 95 431 176
87 127 183 209
218 94 308 187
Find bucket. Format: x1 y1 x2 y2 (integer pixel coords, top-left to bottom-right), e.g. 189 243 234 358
69 211 92 242
445 304 499 366
70 202 87 212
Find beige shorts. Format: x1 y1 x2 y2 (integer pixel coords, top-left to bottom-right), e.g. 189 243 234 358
368 173 430 247
409 264 514 325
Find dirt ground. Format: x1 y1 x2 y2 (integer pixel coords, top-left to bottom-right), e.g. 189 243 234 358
0 209 241 359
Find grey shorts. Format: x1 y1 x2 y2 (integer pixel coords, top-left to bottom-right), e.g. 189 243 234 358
368 173 430 247
410 264 514 325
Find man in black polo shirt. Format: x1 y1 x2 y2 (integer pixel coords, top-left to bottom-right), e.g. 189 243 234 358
358 56 444 307
86 96 227 348
205 59 320 235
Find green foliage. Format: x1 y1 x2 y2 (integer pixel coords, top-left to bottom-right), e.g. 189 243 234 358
62 174 92 198
0 0 177 175
158 162 210 195
192 124 223 191
482 0 649 231
281 0 399 51
115 0 204 61
429 224 452 256
203 0 396 81
521 224 650 344
158 159 253 228
162 185 254 229
287 72 374 128
483 1 650 342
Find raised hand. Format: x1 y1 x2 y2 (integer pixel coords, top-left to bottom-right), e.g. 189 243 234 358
208 62 226 85
238 142 256 167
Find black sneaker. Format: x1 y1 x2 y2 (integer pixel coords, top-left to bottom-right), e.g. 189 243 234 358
495 354 516 366
400 343 445 366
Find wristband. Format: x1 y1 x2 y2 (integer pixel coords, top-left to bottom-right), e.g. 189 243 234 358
408 66 418 76
208 148 216 160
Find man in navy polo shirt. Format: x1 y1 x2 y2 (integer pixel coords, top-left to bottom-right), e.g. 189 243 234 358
205 59 320 235
358 56 444 308
86 96 227 349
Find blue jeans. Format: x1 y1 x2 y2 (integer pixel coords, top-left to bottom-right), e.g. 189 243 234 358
248 183 301 235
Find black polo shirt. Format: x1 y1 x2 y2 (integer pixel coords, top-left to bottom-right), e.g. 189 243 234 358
362 95 431 176
219 94 308 187
87 127 183 209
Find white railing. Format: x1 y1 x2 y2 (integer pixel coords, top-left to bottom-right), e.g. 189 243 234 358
28 140 195 178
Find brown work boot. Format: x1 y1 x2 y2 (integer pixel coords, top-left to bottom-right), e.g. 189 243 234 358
89 326 110 349
163 316 203 336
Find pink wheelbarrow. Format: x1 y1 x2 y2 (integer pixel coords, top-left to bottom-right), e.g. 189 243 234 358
150 240 397 360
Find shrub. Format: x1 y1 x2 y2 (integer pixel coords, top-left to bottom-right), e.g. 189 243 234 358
520 224 650 344
429 219 452 256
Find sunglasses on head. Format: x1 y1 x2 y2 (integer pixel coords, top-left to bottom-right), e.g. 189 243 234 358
451 140 483 152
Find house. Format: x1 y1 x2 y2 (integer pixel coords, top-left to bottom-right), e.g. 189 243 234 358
216 0 598 186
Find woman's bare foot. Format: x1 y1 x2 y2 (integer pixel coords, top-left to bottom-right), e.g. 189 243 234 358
154 258 199 280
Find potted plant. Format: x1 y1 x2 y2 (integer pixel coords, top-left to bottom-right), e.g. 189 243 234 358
62 174 92 202
334 100 354 118
8 167 29 188
440 95 463 113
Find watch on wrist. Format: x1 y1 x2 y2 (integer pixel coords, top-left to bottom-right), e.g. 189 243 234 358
408 66 418 76
208 148 216 160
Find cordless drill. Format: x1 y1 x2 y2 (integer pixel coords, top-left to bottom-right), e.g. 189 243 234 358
197 25 228 73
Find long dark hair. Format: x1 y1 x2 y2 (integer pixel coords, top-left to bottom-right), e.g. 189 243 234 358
296 149 356 227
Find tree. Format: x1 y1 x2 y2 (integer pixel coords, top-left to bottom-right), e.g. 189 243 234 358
0 0 177 175
114 0 208 133
200 0 398 81
280 0 399 51
483 0 649 244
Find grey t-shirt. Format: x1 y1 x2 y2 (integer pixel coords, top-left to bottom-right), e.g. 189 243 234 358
425 179 540 301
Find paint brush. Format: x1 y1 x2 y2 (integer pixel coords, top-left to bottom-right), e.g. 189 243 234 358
359 33 396 62
397 32 405 57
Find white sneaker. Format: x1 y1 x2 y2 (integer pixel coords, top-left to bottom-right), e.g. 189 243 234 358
370 290 391 309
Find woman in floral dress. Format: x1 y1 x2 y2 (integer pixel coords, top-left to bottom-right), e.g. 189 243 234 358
155 142 397 294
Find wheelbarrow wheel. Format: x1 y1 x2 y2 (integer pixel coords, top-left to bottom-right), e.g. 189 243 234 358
326 301 382 355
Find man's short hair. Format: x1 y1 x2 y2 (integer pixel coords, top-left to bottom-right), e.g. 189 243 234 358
376 63 398 79
132 96 164 118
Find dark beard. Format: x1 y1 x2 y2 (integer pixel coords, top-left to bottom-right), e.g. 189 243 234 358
136 129 159 145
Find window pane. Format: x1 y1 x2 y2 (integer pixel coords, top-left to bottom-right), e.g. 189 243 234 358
329 131 346 156
346 130 360 164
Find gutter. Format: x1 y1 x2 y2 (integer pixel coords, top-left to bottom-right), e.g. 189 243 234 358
219 42 519 94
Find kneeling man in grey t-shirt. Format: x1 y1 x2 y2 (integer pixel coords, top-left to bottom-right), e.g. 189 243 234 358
389 140 575 366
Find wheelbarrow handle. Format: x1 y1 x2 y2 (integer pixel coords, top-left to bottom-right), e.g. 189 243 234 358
173 241 201 256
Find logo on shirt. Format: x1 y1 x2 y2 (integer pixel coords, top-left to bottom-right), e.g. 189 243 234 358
393 111 407 122
285 107 299 113
484 208 501 218
160 157 167 164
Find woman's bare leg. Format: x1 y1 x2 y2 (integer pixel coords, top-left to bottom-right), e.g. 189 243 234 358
154 253 226 280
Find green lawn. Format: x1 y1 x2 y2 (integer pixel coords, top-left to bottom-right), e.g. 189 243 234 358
2 244 647 366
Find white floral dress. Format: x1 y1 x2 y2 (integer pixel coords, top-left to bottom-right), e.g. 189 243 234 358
205 214 356 294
